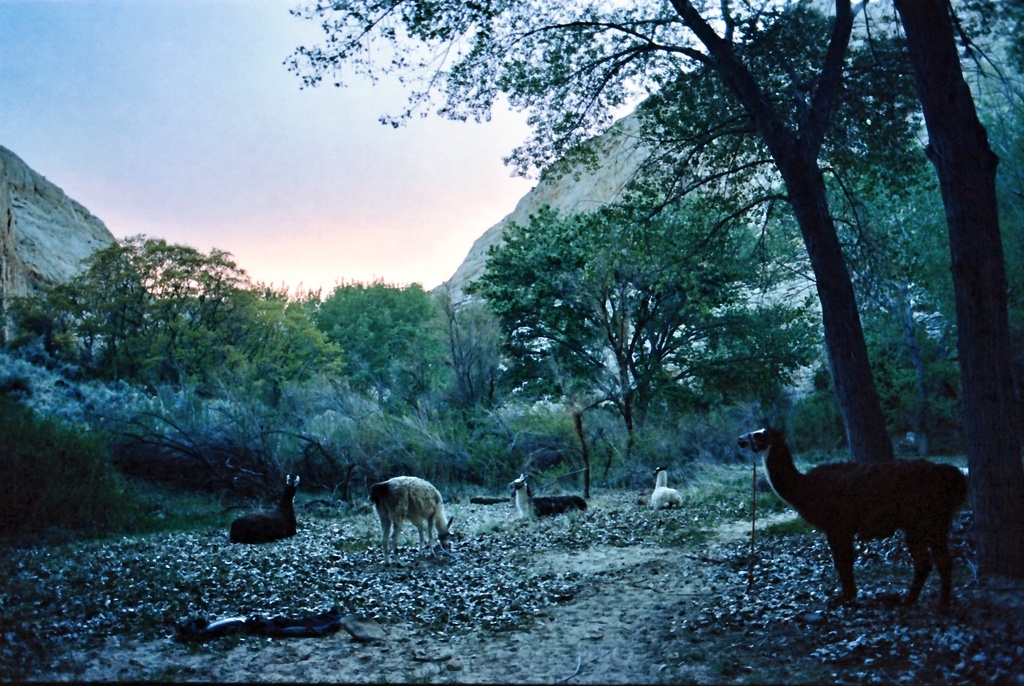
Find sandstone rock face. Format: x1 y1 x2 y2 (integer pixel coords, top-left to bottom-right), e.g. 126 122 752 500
441 114 650 299
1 145 116 329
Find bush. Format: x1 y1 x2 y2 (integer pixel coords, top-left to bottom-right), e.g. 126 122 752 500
0 395 141 538
788 388 846 453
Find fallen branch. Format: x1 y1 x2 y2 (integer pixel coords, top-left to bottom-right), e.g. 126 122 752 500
470 496 509 505
557 654 583 683
411 650 455 663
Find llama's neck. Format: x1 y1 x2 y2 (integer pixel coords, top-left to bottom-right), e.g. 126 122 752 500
655 470 668 489
433 504 449 531
763 441 805 507
280 490 296 513
514 486 533 517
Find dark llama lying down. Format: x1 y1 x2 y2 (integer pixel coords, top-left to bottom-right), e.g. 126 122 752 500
230 475 300 544
509 474 587 518
738 428 967 608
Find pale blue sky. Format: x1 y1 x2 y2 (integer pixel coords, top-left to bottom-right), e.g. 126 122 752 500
0 0 533 291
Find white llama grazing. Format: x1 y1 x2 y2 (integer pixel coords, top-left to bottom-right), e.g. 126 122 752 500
650 466 683 510
369 476 454 563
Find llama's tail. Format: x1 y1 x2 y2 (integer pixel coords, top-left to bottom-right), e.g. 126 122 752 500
369 482 390 506
943 464 969 511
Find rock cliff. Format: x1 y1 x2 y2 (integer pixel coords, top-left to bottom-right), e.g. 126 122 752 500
441 114 651 299
1 146 115 335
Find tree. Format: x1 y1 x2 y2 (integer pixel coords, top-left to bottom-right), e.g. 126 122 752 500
229 286 344 405
436 285 502 409
14 236 249 383
472 200 816 455
840 168 958 452
9 237 340 392
892 0 1024 577
315 281 445 411
288 0 904 463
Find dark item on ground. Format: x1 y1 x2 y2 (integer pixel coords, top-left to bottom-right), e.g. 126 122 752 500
469 496 509 505
177 608 343 642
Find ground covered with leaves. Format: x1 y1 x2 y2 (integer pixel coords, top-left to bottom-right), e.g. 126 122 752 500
2 482 1023 683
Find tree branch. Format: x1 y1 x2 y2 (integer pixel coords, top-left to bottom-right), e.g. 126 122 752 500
803 0 859 154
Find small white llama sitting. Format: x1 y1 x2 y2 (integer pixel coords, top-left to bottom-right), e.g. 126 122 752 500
369 476 454 563
650 466 683 510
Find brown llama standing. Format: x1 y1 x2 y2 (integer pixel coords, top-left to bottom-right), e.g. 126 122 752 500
738 428 967 608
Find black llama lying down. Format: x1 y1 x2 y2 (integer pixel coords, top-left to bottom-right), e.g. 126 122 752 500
738 428 967 608
509 474 587 519
230 475 300 544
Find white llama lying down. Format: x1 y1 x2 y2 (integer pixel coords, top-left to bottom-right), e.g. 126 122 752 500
650 466 683 510
369 476 454 563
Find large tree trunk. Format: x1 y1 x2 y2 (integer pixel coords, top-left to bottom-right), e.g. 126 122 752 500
894 0 1024 577
898 284 931 456
776 158 894 464
671 0 894 463
572 410 591 498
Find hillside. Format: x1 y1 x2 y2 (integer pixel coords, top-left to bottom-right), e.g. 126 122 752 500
440 114 651 299
1 145 115 337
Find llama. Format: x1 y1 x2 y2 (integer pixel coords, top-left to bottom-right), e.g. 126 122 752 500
650 466 684 510
369 476 453 563
738 427 967 608
230 475 300 544
509 474 587 518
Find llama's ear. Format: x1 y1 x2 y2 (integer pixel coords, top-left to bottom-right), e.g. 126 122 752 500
762 402 786 433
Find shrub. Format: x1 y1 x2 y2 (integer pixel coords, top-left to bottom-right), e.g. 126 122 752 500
0 396 140 538
788 387 846 452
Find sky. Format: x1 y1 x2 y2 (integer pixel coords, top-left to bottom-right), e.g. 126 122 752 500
0 0 536 293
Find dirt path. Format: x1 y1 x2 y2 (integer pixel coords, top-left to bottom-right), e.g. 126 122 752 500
48 542 704 683
41 509 803 684
446 545 691 684
20 503 1022 684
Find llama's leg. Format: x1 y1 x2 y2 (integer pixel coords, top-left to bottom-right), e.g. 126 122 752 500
432 515 452 556
377 511 392 563
390 521 402 562
426 524 439 558
904 532 934 606
827 532 858 602
932 536 954 610
414 523 428 557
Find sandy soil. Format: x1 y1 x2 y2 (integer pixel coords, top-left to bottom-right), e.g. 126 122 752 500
17 497 1023 684
25 491 781 684
41 542 706 683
